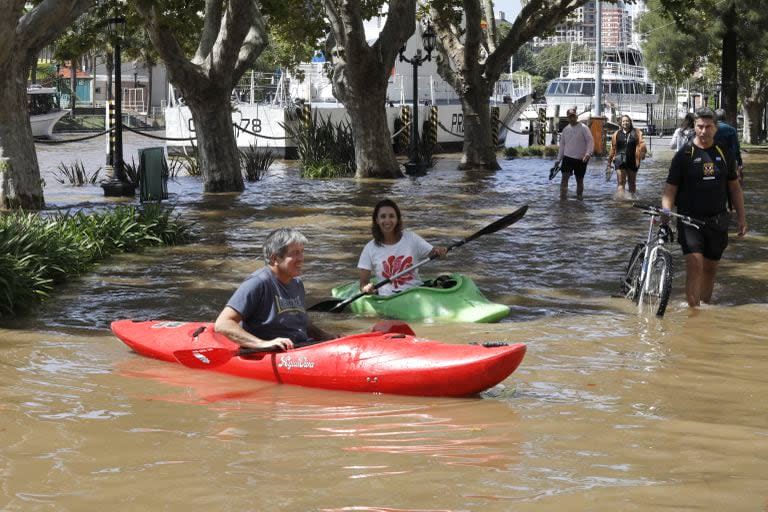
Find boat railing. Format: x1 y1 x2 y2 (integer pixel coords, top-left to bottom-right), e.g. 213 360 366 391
561 61 648 81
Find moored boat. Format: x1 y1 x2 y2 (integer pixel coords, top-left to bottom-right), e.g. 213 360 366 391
330 273 511 323
27 85 68 138
111 319 526 397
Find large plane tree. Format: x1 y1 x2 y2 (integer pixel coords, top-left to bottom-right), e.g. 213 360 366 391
0 0 92 210
322 0 417 178
134 0 269 192
430 0 595 170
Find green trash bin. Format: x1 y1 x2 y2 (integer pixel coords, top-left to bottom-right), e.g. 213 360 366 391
138 147 168 202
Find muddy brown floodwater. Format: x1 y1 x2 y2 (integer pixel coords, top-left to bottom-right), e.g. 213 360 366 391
1 134 766 510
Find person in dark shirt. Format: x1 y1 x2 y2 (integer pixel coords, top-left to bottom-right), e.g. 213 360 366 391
214 228 335 351
661 108 747 308
714 108 743 183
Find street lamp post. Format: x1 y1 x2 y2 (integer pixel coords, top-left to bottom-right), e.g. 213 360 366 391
102 15 133 197
398 21 437 175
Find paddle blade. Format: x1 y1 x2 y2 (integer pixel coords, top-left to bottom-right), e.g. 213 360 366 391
174 347 237 369
462 205 528 243
307 299 345 312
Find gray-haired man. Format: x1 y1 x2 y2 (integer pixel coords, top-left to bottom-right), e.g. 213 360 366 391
215 228 335 351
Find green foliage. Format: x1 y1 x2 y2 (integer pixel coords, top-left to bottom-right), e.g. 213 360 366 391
300 159 349 179
239 145 274 181
503 145 559 158
171 150 201 177
283 112 356 179
53 161 101 185
637 0 714 87
0 206 194 318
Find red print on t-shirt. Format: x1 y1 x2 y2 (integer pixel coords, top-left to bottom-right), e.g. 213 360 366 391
382 255 414 288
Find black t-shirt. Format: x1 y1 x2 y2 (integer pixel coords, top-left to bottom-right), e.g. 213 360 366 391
666 143 737 218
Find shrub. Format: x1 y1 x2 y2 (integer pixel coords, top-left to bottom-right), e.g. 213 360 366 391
53 160 101 185
239 144 274 181
0 206 194 318
283 111 355 178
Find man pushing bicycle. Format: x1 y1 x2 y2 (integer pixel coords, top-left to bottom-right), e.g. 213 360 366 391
660 107 747 308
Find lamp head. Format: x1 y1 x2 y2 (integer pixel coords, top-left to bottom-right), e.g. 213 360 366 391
106 16 126 39
422 21 437 59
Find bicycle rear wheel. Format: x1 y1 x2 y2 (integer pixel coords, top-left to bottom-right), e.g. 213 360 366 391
622 243 646 303
641 249 673 317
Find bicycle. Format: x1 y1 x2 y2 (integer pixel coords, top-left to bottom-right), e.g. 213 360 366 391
621 203 703 317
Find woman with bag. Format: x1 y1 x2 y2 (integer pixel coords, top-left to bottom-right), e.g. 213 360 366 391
669 113 695 152
607 115 647 197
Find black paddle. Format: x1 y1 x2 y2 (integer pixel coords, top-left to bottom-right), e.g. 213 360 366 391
309 204 529 313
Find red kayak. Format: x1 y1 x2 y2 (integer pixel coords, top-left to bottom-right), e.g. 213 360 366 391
111 319 526 397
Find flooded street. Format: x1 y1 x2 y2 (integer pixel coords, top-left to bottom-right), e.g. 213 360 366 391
1 133 767 510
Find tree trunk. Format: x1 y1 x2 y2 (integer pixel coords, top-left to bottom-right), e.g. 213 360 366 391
186 95 243 192
742 97 764 144
0 61 44 209
459 84 500 170
344 82 401 178
721 1 738 125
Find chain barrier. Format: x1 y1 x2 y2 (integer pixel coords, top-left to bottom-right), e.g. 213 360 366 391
34 127 115 144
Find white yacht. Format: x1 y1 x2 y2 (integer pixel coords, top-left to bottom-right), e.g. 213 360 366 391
541 46 677 132
27 85 68 138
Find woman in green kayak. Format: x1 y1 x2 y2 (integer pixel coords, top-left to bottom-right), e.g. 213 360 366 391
358 198 447 296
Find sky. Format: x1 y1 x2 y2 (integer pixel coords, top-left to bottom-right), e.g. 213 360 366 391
494 0 522 21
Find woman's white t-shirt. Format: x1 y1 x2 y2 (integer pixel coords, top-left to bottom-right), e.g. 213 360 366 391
357 231 434 296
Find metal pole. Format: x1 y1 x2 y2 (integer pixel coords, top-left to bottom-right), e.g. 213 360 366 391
411 57 420 164
114 37 124 182
594 1 602 117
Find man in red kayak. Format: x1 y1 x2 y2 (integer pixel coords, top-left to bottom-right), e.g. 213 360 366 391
215 228 336 351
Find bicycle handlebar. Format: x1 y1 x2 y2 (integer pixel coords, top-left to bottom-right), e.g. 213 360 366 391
632 203 704 229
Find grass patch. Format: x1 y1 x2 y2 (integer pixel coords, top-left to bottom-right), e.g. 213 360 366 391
503 145 560 159
0 205 194 318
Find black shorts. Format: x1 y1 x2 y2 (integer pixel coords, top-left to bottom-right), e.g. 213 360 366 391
677 220 729 260
561 156 587 179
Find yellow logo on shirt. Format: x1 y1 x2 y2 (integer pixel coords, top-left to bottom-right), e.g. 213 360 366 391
703 162 715 178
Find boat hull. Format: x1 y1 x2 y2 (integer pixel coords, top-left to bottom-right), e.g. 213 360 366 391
164 102 519 157
30 110 68 138
331 273 510 323
111 319 526 397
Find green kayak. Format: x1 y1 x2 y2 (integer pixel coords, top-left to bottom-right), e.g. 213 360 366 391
330 273 510 323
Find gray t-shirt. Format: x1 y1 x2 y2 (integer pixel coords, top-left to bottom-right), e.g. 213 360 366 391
226 266 309 344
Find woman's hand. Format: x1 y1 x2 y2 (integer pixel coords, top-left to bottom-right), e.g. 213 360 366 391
361 282 377 294
431 246 448 258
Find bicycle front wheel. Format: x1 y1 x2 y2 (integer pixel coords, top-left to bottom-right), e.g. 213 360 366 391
622 243 646 303
641 249 673 317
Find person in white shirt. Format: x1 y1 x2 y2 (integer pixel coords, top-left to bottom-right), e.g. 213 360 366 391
358 199 447 296
556 108 594 200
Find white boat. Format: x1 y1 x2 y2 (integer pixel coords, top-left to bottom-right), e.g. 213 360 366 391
538 45 678 133
164 62 534 157
27 85 68 138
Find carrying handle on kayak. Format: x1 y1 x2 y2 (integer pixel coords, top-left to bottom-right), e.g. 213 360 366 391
174 345 282 369
308 205 528 313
